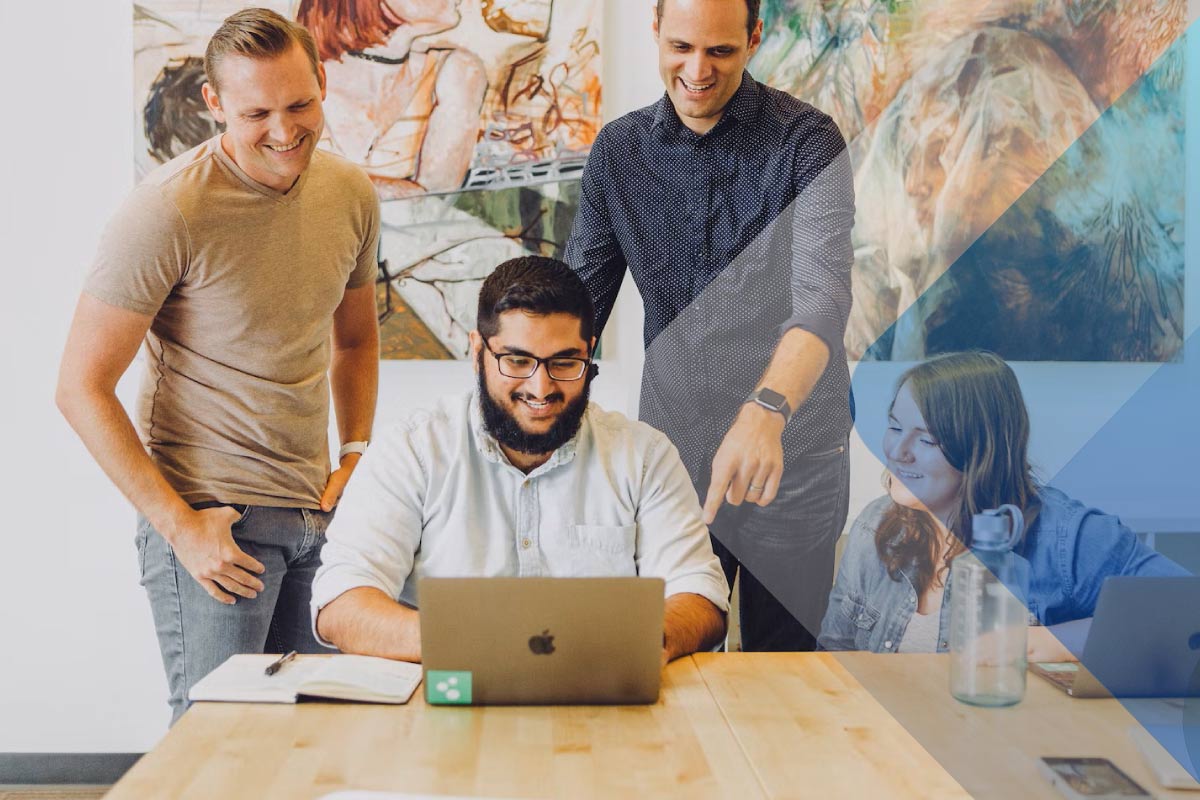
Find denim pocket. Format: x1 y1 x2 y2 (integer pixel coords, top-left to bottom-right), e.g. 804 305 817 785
768 442 850 545
803 444 847 459
231 504 253 526
135 516 151 578
842 596 881 650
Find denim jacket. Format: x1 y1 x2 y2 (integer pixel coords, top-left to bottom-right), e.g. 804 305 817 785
817 486 1190 652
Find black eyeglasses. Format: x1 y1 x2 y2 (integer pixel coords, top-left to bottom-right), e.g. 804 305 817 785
482 338 591 381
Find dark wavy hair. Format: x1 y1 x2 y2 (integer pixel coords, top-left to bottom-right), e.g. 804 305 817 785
476 256 596 346
656 0 761 38
875 352 1041 595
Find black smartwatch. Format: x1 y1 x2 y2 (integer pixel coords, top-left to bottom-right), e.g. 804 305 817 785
746 387 792 421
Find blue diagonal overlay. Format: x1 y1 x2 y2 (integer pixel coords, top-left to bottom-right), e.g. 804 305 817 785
861 32 1185 363
841 17 1199 790
1046 323 1200 781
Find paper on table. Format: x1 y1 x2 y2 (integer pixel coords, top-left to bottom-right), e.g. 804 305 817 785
298 655 422 703
188 654 422 704
189 655 328 703
1129 724 1200 789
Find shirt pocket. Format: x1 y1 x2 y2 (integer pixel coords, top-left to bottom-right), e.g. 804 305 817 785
840 595 882 651
544 524 638 578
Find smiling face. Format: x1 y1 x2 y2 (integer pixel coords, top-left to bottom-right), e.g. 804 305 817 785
201 42 326 193
654 0 761 135
883 380 964 525
470 310 595 467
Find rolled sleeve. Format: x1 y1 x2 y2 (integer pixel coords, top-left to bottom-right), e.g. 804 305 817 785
310 422 427 646
1068 509 1192 618
633 434 730 614
780 119 855 354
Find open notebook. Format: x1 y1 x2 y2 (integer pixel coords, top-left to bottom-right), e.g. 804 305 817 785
188 654 422 704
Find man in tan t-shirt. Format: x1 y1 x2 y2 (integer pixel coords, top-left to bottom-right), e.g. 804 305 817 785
56 8 380 722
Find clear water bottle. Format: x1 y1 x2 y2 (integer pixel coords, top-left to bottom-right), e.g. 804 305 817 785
949 505 1031 707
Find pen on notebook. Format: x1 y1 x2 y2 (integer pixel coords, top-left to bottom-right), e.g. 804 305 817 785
264 650 297 676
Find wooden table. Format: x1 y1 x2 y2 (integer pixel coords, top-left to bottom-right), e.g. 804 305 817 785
104 656 762 799
105 654 1192 799
694 653 1195 799
828 652 1196 799
692 653 970 798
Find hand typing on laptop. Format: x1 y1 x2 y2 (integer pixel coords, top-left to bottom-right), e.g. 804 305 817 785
311 258 730 674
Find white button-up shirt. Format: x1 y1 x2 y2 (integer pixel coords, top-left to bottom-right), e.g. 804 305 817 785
311 392 730 641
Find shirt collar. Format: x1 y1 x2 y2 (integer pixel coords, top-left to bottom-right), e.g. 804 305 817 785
724 71 760 126
651 92 679 134
211 133 311 203
652 70 760 140
469 389 584 474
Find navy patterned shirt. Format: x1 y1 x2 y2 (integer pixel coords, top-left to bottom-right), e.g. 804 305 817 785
565 71 855 476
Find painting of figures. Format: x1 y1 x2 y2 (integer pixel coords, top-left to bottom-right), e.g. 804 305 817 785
134 0 601 358
752 0 1185 361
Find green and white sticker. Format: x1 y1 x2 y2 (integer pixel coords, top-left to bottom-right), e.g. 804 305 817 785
426 670 473 704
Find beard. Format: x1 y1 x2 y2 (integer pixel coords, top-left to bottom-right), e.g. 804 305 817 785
476 352 592 456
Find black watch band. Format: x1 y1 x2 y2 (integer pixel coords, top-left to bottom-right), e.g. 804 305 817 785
747 387 792 421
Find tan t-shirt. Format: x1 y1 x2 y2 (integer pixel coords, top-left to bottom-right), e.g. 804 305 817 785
85 136 380 508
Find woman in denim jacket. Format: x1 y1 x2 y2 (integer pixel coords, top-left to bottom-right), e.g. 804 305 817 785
817 352 1188 659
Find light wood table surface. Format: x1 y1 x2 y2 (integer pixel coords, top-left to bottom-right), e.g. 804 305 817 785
692 652 970 798
695 652 1194 800
833 652 1196 799
103 656 763 800
105 653 1192 799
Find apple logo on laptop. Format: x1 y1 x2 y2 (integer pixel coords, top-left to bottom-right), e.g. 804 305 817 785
1188 632 1200 651
529 629 556 655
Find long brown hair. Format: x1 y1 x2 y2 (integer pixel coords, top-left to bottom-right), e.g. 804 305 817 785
875 352 1041 594
295 0 403 62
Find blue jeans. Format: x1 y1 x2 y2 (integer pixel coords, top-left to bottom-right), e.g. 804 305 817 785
136 504 333 723
707 442 850 652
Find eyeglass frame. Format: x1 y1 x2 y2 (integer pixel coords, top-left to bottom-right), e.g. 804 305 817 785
481 337 593 381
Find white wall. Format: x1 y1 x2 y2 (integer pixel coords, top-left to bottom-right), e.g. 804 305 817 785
0 0 658 753
0 0 1195 753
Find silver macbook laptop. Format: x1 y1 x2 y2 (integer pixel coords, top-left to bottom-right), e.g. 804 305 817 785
419 577 665 705
1030 576 1200 698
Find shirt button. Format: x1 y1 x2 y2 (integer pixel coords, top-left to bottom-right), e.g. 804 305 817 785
521 538 532 549
884 640 893 649
940 641 948 649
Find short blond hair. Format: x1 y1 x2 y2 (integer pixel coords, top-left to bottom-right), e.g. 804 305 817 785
204 7 322 92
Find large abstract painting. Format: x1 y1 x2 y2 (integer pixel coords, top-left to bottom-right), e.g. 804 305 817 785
752 0 1185 361
134 0 601 358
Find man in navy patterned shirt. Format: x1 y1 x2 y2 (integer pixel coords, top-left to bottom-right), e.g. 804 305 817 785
565 0 855 651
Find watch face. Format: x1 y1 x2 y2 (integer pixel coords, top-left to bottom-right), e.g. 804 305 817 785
757 388 786 409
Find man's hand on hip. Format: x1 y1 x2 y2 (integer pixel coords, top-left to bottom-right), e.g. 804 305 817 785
168 506 266 605
702 403 786 525
320 452 361 512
